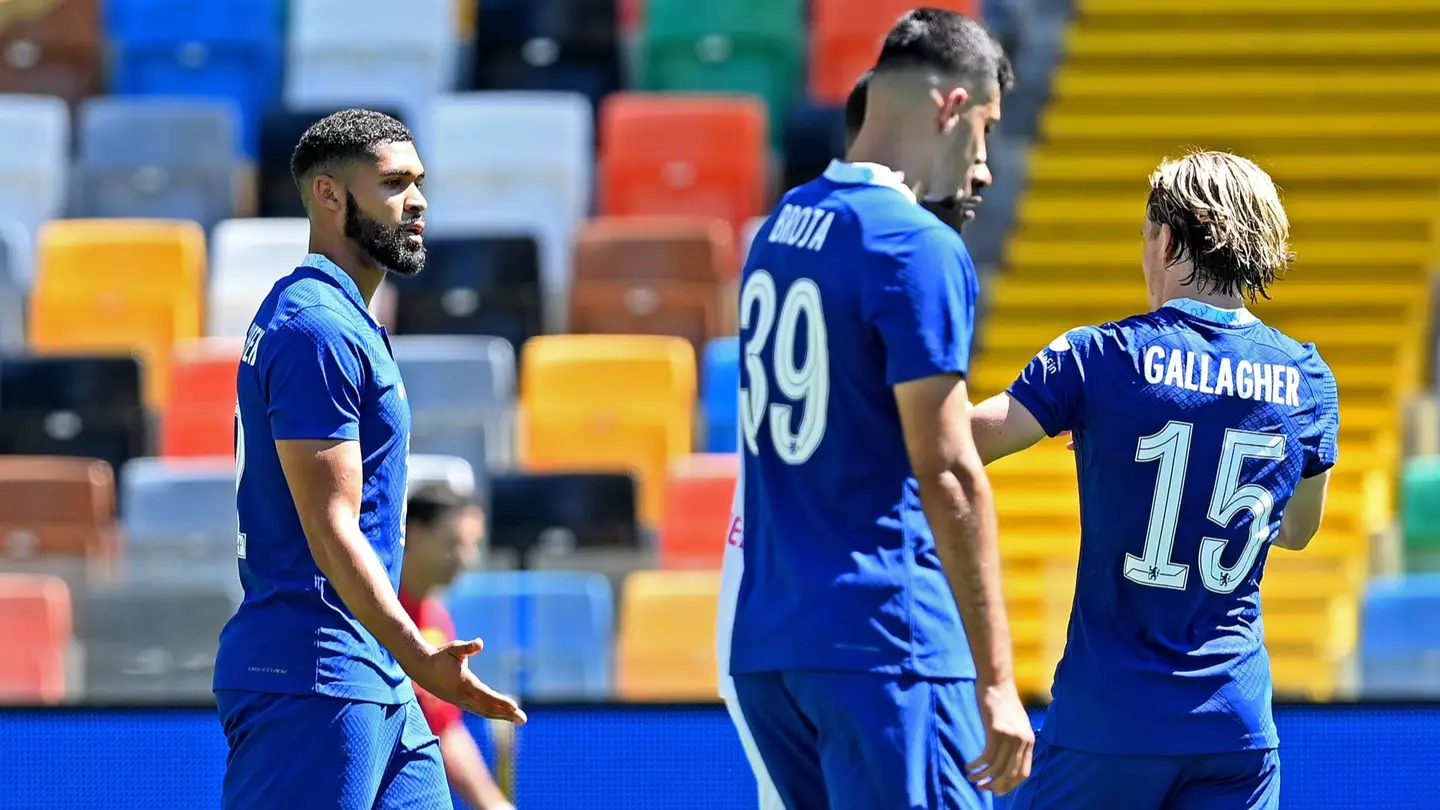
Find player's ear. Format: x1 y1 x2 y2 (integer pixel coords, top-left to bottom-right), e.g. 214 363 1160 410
1160 223 1178 263
938 86 969 131
311 174 345 214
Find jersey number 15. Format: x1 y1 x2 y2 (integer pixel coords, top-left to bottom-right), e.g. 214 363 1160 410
740 271 829 465
1127 421 1285 595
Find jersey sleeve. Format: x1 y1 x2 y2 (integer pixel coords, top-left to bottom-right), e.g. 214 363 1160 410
1300 352 1340 479
862 225 979 385
261 307 366 441
1005 327 1101 438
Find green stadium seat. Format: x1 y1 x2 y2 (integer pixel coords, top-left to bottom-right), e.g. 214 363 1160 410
637 0 804 148
1402 455 1440 572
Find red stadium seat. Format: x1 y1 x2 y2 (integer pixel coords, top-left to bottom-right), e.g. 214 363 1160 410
0 0 103 106
809 0 980 105
598 93 767 235
162 339 242 458
0 574 72 705
0 456 118 581
659 453 738 568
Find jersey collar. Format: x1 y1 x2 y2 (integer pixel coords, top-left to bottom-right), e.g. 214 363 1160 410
822 160 918 205
1163 297 1258 326
301 253 374 321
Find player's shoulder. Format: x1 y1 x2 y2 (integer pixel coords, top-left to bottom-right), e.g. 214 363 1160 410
262 272 367 341
1254 322 1332 375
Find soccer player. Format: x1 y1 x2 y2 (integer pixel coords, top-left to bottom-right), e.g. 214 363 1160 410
399 485 517 810
215 109 525 810
845 67 992 234
722 9 1032 809
971 151 1339 810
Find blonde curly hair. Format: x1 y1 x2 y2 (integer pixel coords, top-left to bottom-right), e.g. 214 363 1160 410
1146 150 1294 303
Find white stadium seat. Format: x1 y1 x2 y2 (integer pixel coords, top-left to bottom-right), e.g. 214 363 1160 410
0 94 69 275
208 218 311 338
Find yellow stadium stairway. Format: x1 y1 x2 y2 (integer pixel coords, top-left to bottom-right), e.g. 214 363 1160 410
978 0 1438 700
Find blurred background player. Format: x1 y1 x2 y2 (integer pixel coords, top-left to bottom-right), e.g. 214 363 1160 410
970 151 1339 810
723 9 1031 809
399 484 518 810
846 68 992 235
215 109 524 810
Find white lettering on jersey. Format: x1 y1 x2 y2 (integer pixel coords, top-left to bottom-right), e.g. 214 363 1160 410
241 324 264 367
1143 347 1300 406
767 205 835 253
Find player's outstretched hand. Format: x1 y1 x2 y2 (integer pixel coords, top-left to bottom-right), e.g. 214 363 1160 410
967 680 1034 795
410 638 528 725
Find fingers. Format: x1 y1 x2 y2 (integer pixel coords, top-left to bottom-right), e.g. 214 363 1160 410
966 733 1033 795
461 673 528 725
445 638 484 658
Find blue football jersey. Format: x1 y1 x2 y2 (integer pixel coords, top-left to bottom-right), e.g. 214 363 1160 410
728 160 980 679
1007 298 1340 755
215 253 415 705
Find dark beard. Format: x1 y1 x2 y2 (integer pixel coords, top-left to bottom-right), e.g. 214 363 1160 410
344 191 425 277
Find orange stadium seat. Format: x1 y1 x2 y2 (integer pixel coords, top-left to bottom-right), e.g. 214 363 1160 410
598 93 767 234
809 0 979 104
520 335 695 526
615 570 721 700
162 339 241 458
0 456 118 581
570 216 736 354
0 0 103 106
660 453 738 569
0 574 72 705
28 219 207 410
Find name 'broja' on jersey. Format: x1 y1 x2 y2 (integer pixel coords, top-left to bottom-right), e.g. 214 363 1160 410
727 160 980 680
1007 298 1340 755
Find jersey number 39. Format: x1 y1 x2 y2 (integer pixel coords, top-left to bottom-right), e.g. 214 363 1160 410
739 271 829 465
1126 421 1284 595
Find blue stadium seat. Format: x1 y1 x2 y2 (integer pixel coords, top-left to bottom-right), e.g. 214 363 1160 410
701 337 739 452
71 98 240 230
106 0 285 157
0 222 29 351
390 335 517 476
445 571 614 700
1360 574 1440 698
118 456 238 583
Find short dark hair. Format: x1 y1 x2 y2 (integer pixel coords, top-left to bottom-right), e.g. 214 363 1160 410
845 70 873 146
406 484 477 530
874 8 1014 96
290 108 413 189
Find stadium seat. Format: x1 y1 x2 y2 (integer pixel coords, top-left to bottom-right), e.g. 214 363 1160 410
570 217 735 354
487 472 641 571
71 97 241 231
0 456 118 584
389 234 544 350
0 574 71 705
700 337 739 453
598 93 767 234
118 456 237 580
284 0 457 125
106 0 285 157
160 339 239 458
520 335 696 526
0 94 69 246
421 92 592 328
615 570 721 700
808 0 978 104
255 107 403 218
445 570 615 700
208 218 309 338
0 0 103 106
0 222 30 351
391 335 517 476
75 577 237 702
29 219 206 410
408 454 478 497
469 0 621 114
659 453 738 568
0 356 148 503
1403 456 1440 572
1360 574 1440 698
638 0 803 148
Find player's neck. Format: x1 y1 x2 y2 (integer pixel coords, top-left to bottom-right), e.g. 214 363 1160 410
1157 285 1247 313
844 130 932 198
306 235 387 306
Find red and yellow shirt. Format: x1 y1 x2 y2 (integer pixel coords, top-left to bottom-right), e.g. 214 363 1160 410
398 588 464 736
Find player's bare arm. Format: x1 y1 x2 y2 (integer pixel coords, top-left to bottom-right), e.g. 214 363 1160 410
970 392 1048 465
894 373 1033 794
1273 469 1330 551
274 438 526 724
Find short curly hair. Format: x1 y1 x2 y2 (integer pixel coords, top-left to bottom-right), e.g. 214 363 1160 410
290 108 413 189
1147 150 1294 303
